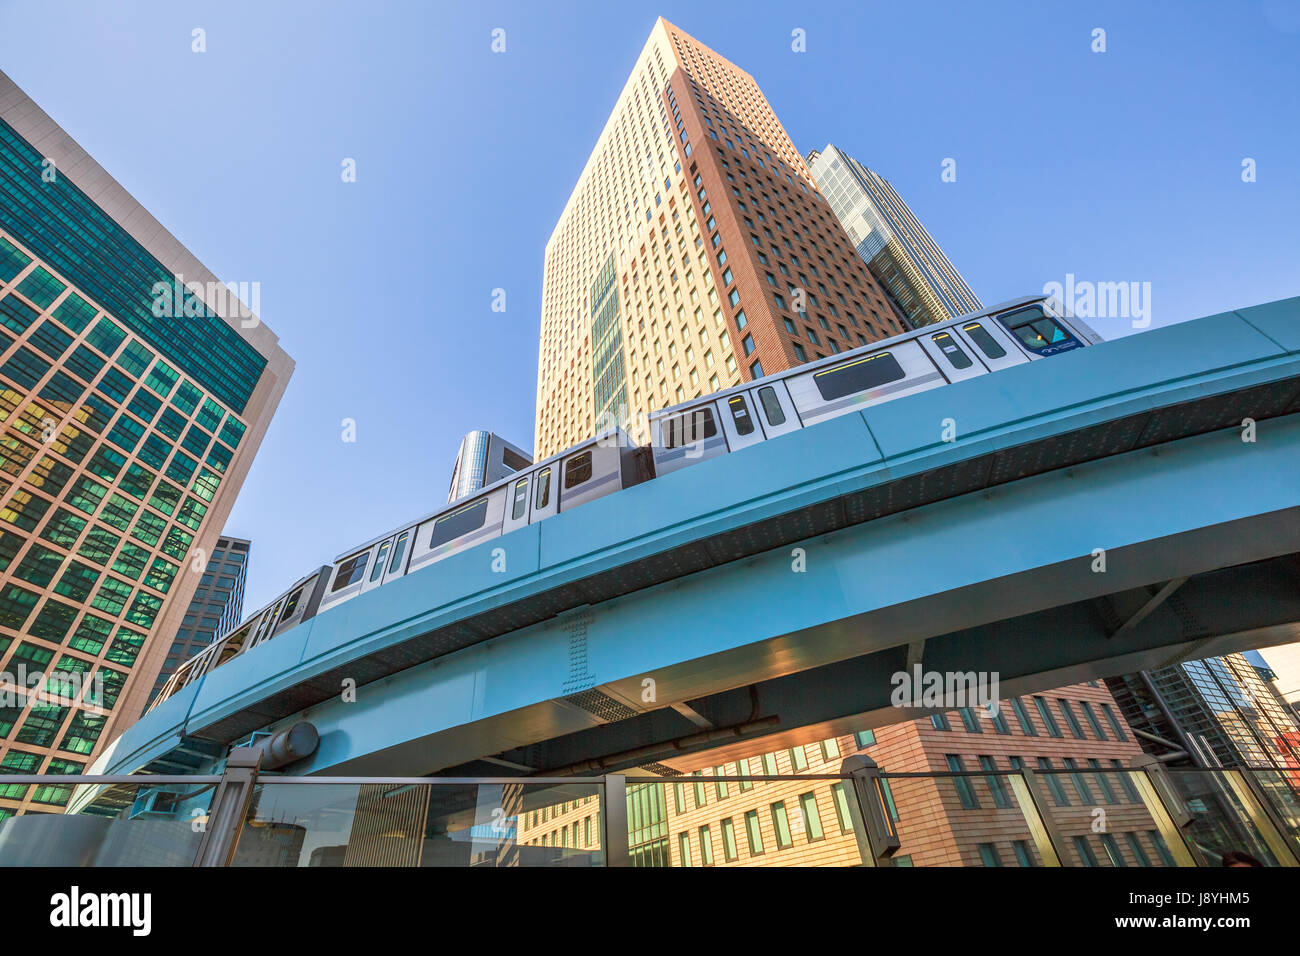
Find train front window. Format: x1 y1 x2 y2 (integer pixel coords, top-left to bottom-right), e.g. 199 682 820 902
813 351 906 401
388 532 410 572
535 468 552 509
428 497 489 549
511 477 529 519
564 451 593 489
664 405 718 448
1004 307 1069 352
369 541 391 582
962 322 1006 359
332 552 369 592
280 587 304 624
758 386 786 426
728 395 755 435
932 332 972 369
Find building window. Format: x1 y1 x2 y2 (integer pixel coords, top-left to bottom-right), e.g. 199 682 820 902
830 782 854 833
1033 696 1063 737
1010 698 1037 735
677 832 692 867
789 747 807 772
946 755 979 809
977 843 1003 867
744 810 764 856
1071 835 1100 867
799 792 825 842
698 825 714 866
1101 703 1129 741
770 802 793 849
1058 699 1087 739
721 818 738 861
979 756 1010 808
959 707 982 733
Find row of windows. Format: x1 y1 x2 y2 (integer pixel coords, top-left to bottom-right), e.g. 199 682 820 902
929 695 1129 743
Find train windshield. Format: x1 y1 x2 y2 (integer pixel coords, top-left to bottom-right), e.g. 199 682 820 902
1004 307 1070 352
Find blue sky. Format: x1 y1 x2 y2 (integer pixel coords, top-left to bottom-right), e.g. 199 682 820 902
1 0 1297 612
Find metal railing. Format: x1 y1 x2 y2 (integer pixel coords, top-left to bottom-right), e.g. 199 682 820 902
0 750 1296 867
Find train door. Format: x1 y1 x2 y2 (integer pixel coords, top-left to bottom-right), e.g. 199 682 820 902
502 473 532 534
751 381 802 438
528 464 558 524
380 527 416 584
717 391 767 451
360 536 394 595
952 317 1029 370
919 327 990 381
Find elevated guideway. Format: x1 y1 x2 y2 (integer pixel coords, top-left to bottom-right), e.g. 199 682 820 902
92 298 1300 781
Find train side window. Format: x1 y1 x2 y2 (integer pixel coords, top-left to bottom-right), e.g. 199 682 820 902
727 395 755 435
664 405 718 448
429 497 489 548
758 386 786 426
1003 307 1069 352
932 331 972 369
813 352 906 401
962 322 1007 359
369 541 391 582
564 451 593 489
511 477 529 520
332 551 369 592
535 467 552 509
388 532 410 572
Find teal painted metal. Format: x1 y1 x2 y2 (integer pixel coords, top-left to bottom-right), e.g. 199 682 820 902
93 298 1300 777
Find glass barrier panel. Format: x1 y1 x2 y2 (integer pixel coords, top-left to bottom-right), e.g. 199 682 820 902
1164 769 1284 866
0 781 218 866
624 777 865 866
236 781 603 867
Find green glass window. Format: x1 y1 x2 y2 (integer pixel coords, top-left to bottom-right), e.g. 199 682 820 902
144 557 178 593
166 450 197 485
0 293 39 334
126 388 161 424
55 561 100 603
14 542 63 587
28 320 74 360
65 476 107 514
85 317 126 358
0 236 31 282
799 792 824 841
130 509 166 547
143 360 178 398
105 626 145 667
60 710 107 755
157 406 187 441
137 434 171 470
191 469 220 502
744 810 764 856
170 379 201 416
176 497 207 531
67 614 112 656
28 599 78 641
160 526 192 562
76 526 120 566
15 265 65 309
181 424 211 458
196 397 223 432
148 480 182 517
0 346 51 389
1 489 52 531
90 576 132 616
52 291 97 333
205 442 232 474
65 344 105 383
218 416 246 449
126 591 160 630
15 704 68 746
87 446 126 483
99 494 138 531
111 541 149 580
119 463 155 501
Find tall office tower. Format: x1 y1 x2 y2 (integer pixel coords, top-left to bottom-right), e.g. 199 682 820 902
1106 653 1300 775
446 430 531 503
0 72 292 817
520 682 1155 867
148 536 249 700
535 19 906 458
807 144 983 329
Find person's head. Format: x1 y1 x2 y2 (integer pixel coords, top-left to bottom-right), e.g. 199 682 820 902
1221 850 1265 868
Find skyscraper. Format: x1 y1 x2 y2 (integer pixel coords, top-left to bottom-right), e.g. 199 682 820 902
149 536 249 701
446 430 531 503
807 144 983 328
535 18 906 458
0 71 292 816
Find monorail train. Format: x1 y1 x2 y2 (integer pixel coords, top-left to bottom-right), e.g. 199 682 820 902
148 294 1101 711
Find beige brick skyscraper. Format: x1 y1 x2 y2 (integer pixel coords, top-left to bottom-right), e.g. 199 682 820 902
535 18 906 458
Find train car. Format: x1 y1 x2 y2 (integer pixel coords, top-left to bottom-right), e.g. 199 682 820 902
145 566 331 712
147 295 1099 712
314 426 643 615
648 295 1102 476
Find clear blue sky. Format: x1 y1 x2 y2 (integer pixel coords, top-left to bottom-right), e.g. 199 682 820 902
1 0 1297 612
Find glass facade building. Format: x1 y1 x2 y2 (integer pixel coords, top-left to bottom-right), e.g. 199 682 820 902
807 144 983 329
446 431 531 503
148 536 249 700
0 70 293 817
